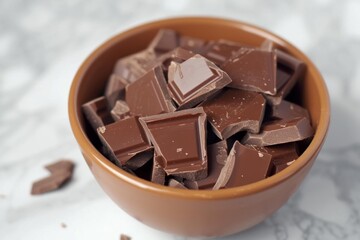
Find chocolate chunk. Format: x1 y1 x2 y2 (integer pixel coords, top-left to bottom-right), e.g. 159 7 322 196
113 50 157 83
202 88 266 139
120 234 131 240
139 108 207 181
222 47 277 95
111 100 131 121
151 157 166 185
265 50 306 105
125 66 176 117
185 140 228 190
168 179 187 189
97 116 152 166
179 36 206 53
214 141 272 188
148 29 179 53
270 100 310 120
125 150 154 170
104 74 128 109
202 40 244 65
45 159 75 174
260 39 275 52
242 117 314 146
82 96 113 132
168 54 232 109
31 159 75 195
274 160 295 173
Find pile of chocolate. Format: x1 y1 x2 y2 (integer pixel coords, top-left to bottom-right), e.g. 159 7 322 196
82 29 314 190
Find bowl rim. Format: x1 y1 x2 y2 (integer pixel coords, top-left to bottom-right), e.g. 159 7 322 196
68 16 330 200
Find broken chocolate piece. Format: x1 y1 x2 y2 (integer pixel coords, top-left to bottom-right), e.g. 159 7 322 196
242 117 314 146
168 179 187 189
179 36 206 53
168 54 232 109
265 50 306 105
120 234 131 240
214 141 272 188
97 116 152 166
151 157 166 185
82 96 113 132
260 39 275 52
105 74 128 109
139 107 207 181
222 47 277 95
126 66 176 117
148 29 179 53
113 50 157 83
111 100 131 121
270 100 310 120
185 140 228 190
45 159 74 174
202 88 266 139
274 160 295 173
202 40 244 65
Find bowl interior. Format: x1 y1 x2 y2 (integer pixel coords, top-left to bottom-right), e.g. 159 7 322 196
72 17 329 195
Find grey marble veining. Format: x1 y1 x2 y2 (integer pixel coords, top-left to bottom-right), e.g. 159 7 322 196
1 0 360 239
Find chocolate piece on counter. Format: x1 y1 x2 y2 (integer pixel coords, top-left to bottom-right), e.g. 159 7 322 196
139 107 207 181
270 100 310 120
179 36 206 53
120 234 131 240
148 29 179 53
97 116 152 166
214 141 272 188
168 54 232 109
151 158 166 185
222 47 277 95
45 159 75 174
105 74 128 109
202 39 244 65
202 88 266 139
168 179 187 189
82 96 113 132
242 117 314 146
265 50 306 105
126 66 176 117
147 47 195 72
185 141 228 190
260 39 275 52
111 100 131 121
113 50 157 83
31 171 72 195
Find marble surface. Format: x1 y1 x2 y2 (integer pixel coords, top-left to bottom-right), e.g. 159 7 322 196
1 0 360 239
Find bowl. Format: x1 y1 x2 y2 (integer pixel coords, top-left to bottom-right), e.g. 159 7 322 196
68 17 330 237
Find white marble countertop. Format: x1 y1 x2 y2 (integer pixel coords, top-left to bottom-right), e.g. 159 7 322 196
1 0 360 239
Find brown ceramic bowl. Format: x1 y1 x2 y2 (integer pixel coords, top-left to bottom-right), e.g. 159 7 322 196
68 17 330 237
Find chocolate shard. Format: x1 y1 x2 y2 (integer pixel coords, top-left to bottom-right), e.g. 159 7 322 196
242 117 314 146
222 47 278 95
202 39 245 65
270 100 310 120
113 49 157 83
214 141 272 189
168 54 232 109
120 234 131 240
179 36 206 53
105 74 128 109
148 29 179 53
45 160 75 174
168 179 187 189
202 88 266 140
126 66 176 117
82 96 113 132
97 116 152 166
31 171 73 195
111 100 131 121
139 107 208 181
248 143 299 174
260 39 275 52
151 157 166 185
125 149 154 170
265 50 306 105
184 140 228 190
147 47 195 72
